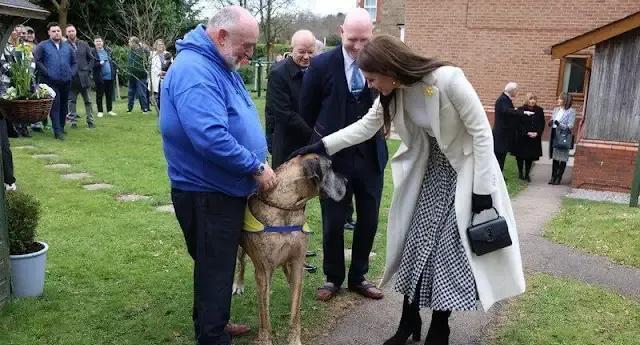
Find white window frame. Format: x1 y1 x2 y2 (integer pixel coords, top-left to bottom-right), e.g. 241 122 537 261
363 0 377 23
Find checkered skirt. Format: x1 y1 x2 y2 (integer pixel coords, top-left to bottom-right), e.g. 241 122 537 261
394 136 477 311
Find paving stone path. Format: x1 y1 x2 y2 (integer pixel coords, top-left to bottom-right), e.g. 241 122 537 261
312 165 640 345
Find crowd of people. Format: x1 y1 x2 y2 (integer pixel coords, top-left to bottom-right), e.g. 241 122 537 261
0 23 174 191
159 6 527 345
492 82 576 185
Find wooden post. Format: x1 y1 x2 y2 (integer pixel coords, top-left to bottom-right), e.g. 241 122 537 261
114 73 121 101
630 148 640 207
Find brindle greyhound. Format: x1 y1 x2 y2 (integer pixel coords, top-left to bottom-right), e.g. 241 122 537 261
232 154 346 345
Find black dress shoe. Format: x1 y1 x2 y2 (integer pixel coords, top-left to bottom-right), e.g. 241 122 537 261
87 123 96 129
306 251 317 257
71 123 78 129
304 262 317 273
54 133 64 140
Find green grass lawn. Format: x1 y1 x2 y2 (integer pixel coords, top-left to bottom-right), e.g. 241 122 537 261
0 95 524 345
493 273 640 345
545 199 640 268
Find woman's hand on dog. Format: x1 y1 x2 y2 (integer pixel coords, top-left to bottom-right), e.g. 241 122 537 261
254 163 278 192
288 141 328 160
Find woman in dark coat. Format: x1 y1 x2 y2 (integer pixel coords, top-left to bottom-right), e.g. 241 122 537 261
513 93 545 182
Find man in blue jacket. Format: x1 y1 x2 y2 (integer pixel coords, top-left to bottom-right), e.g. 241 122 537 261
34 22 77 140
159 6 276 345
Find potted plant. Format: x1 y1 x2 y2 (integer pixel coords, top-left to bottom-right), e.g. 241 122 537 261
0 43 55 123
6 191 47 297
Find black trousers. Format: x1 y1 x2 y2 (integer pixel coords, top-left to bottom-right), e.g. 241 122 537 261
96 80 114 113
494 151 508 171
321 154 383 287
0 119 15 184
516 158 533 178
171 189 246 345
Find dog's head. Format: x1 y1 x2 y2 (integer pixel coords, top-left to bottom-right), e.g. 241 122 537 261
301 154 347 201
262 154 346 209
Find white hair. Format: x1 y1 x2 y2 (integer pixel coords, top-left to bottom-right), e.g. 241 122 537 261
504 82 518 95
208 6 241 30
314 39 325 54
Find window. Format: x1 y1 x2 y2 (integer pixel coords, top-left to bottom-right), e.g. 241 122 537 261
557 55 592 100
364 0 377 22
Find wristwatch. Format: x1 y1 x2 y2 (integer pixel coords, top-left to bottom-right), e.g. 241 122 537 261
253 163 265 177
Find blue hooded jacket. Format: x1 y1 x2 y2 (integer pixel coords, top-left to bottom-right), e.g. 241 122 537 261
159 25 267 196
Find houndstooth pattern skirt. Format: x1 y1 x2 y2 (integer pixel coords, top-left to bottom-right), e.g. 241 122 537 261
394 135 477 311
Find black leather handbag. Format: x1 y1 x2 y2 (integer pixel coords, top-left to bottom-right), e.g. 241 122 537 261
467 208 512 256
553 127 572 150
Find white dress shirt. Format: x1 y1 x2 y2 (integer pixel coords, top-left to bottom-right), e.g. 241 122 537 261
342 46 365 92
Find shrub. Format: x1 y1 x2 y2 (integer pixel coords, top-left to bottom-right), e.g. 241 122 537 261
238 65 255 85
6 191 41 255
109 45 130 86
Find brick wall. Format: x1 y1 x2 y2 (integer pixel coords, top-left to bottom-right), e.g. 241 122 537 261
358 0 405 37
404 0 640 112
572 140 638 192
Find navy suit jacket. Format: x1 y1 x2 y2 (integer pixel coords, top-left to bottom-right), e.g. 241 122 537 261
299 46 388 174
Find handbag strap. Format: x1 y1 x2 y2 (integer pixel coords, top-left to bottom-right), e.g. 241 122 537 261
471 207 500 226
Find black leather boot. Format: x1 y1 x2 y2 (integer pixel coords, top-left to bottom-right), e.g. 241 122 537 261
555 162 566 185
549 160 558 184
424 310 451 345
384 296 422 345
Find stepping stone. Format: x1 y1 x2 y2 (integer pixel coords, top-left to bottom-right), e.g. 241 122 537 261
156 204 175 213
45 163 71 170
116 194 150 202
83 183 113 191
32 154 58 159
61 172 91 180
14 145 36 150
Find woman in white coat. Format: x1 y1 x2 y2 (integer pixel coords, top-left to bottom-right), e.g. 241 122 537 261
292 35 525 345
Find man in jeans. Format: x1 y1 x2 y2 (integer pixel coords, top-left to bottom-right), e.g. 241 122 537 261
159 6 276 345
65 24 95 128
34 22 76 140
127 36 150 113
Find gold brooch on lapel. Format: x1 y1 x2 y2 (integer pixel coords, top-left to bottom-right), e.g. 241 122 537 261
424 86 434 96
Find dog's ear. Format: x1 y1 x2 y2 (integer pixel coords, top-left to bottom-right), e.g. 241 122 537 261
317 156 347 201
302 156 323 183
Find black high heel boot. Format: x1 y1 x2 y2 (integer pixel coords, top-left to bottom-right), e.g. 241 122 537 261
424 310 451 345
383 296 422 345
549 160 559 184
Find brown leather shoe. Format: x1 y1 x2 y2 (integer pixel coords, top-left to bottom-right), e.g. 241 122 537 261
348 280 384 300
225 323 251 337
316 282 340 301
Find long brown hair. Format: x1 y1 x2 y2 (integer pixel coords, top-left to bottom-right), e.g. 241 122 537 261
357 35 452 134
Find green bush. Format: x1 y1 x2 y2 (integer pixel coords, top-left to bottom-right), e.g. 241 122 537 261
109 45 130 86
237 65 255 85
6 191 41 255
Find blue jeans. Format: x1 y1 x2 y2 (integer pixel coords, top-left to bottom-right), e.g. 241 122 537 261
48 79 71 135
127 78 149 112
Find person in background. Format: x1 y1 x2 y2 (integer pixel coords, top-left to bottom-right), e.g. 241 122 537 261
66 24 95 129
16 25 26 41
150 39 171 109
92 37 118 118
159 6 276 344
548 93 576 185
493 82 524 171
300 8 388 302
127 36 150 113
23 26 37 46
34 22 76 140
155 51 173 112
513 93 545 182
0 35 17 190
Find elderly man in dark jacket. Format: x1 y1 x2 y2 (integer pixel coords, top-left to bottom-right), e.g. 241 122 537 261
266 30 316 168
65 24 95 129
493 82 525 171
34 22 77 140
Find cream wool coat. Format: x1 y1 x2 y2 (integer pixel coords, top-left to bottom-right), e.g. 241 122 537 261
322 66 525 311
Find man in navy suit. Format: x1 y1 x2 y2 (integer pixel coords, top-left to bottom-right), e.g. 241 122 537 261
299 8 388 301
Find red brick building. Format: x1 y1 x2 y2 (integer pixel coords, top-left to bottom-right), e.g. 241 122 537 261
363 0 640 191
